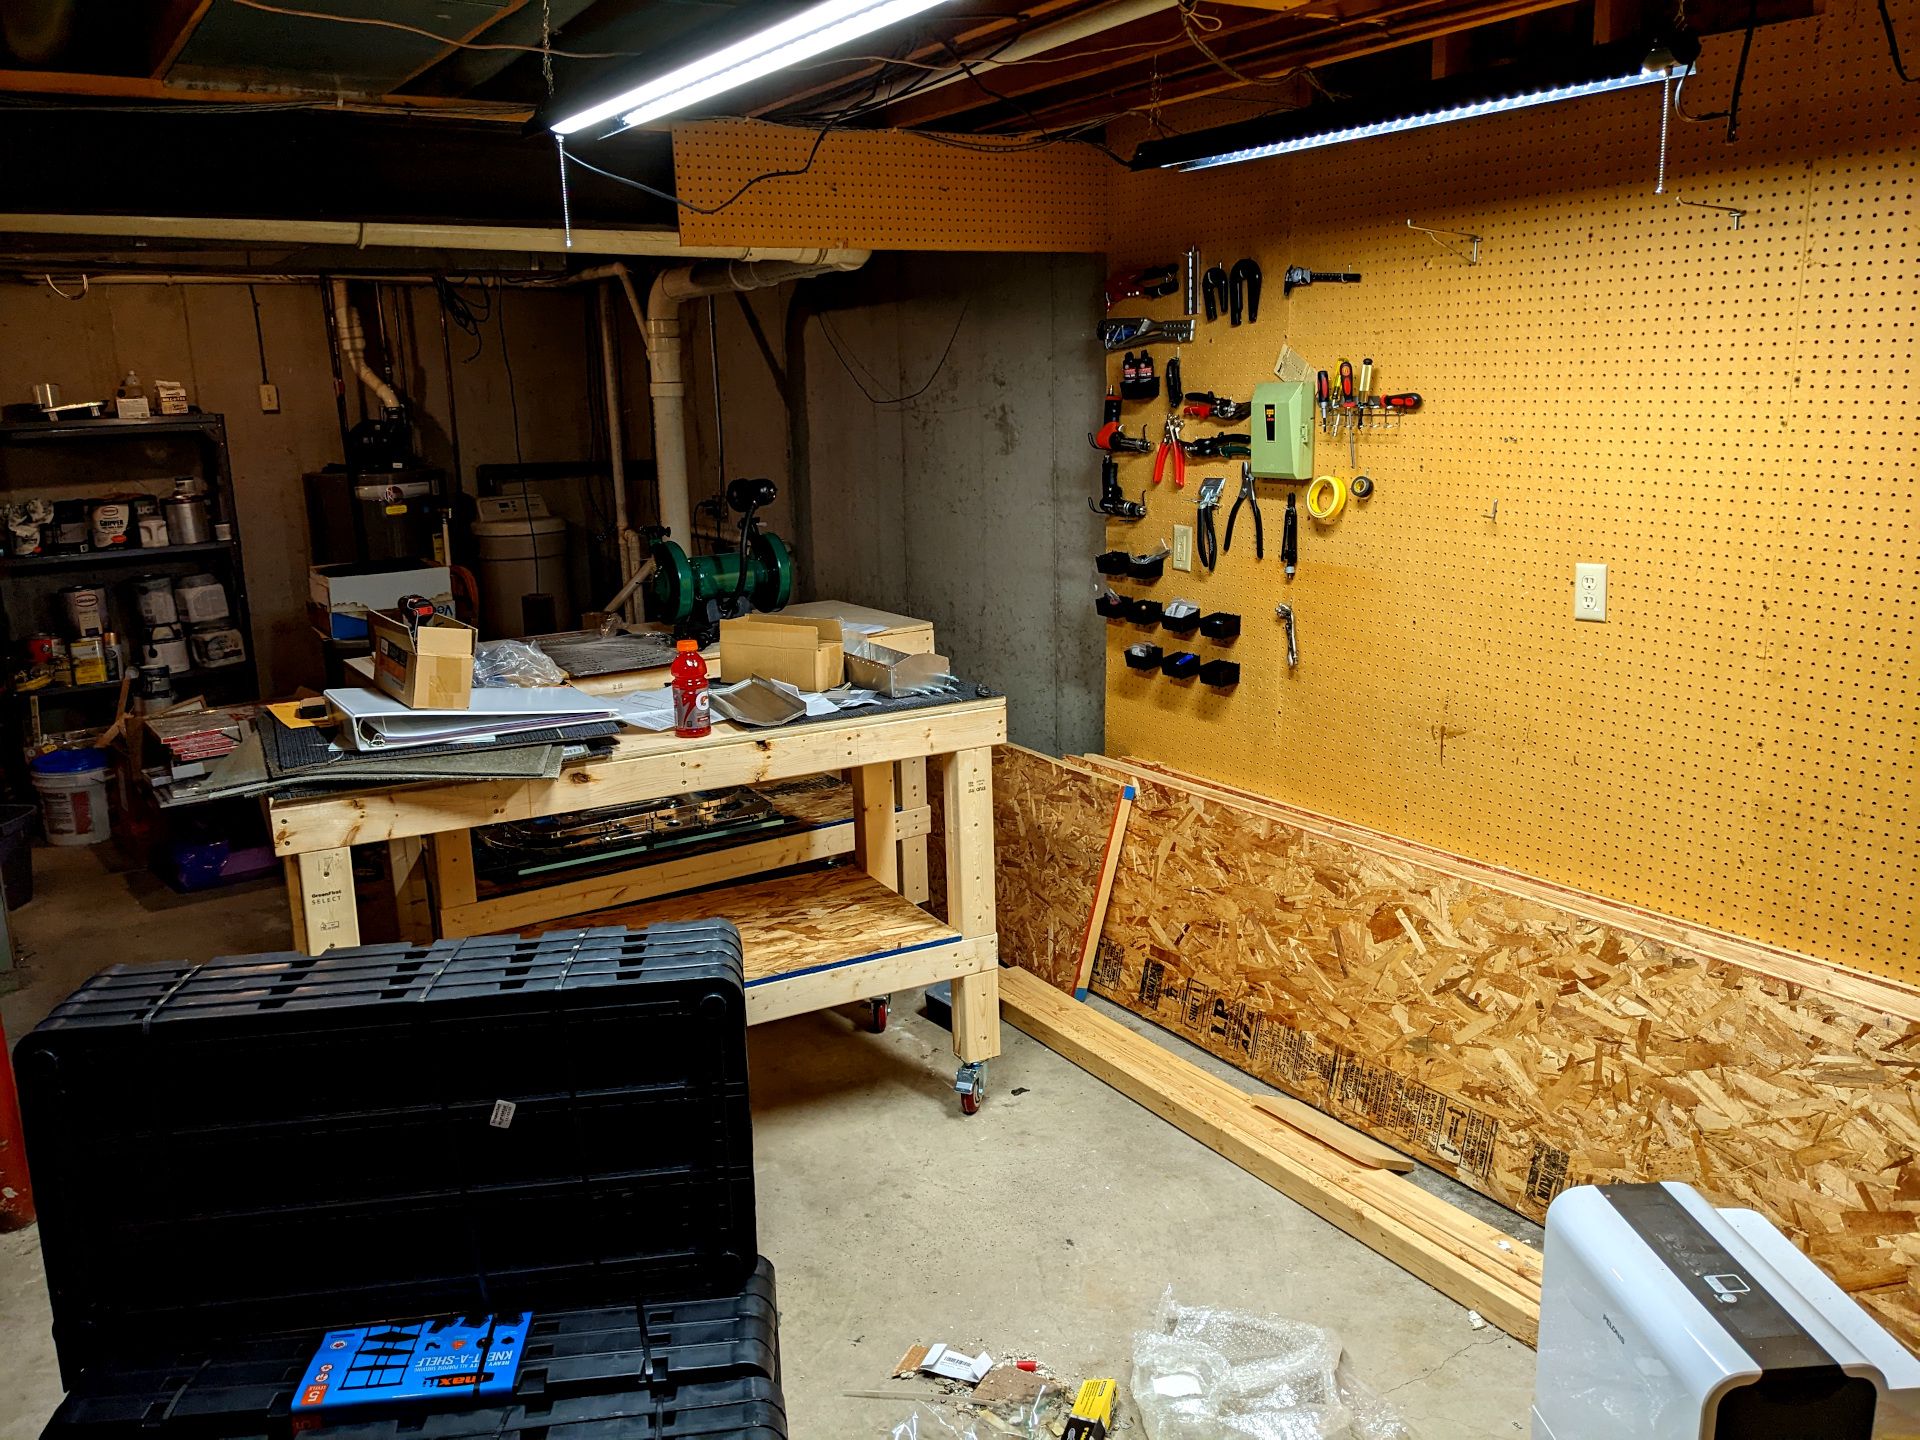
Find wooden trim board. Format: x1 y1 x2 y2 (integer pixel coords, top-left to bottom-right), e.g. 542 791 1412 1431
1001 968 1542 1343
1071 783 1134 999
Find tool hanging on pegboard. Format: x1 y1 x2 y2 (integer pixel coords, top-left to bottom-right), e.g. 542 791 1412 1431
1102 317 1194 350
1105 264 1178 311
1283 267 1361 298
1090 393 1152 454
1229 259 1263 324
1089 456 1147 520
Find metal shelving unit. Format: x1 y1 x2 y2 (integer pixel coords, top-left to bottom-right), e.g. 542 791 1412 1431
0 413 260 786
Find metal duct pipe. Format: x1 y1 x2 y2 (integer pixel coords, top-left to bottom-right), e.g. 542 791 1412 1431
329 277 400 412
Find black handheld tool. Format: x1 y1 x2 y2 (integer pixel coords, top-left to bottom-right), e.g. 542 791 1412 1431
1382 392 1423 412
1282 266 1362 298
1089 457 1147 520
1224 461 1263 559
395 592 435 638
1281 493 1299 578
1201 265 1229 321
1229 258 1263 325
1090 393 1152 453
1104 264 1179 310
1193 475 1225 572
1315 370 1331 432
1182 432 1250 460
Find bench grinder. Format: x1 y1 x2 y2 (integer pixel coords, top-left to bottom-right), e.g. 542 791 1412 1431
644 477 794 642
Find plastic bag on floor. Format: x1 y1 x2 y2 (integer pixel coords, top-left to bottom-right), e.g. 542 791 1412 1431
1131 1289 1414 1440
888 1385 1057 1440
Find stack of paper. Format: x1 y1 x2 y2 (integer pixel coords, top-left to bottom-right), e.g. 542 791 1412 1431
325 685 619 751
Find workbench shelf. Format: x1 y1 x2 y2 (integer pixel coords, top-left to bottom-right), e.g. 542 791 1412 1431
522 865 990 1027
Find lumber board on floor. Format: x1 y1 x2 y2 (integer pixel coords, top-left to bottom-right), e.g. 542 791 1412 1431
1249 1093 1414 1173
1001 969 1542 1344
1072 755 1920 1355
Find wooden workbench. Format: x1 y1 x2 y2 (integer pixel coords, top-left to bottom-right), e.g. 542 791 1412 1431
269 693 1008 1104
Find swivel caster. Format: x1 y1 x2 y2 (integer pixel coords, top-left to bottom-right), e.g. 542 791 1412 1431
865 994 891 1033
954 1061 987 1116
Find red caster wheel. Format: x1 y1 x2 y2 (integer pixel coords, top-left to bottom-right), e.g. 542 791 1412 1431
955 1063 986 1115
866 995 890 1033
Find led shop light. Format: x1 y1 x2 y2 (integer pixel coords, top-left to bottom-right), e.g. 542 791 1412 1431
550 0 954 136
1130 36 1698 171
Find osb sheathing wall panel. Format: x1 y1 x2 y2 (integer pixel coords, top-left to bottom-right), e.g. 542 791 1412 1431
673 121 1109 251
1075 766 1920 1352
927 745 1124 990
1101 3 1919 981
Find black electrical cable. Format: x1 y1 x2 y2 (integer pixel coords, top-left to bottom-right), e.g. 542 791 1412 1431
1880 0 1918 79
817 298 971 406
1672 0 1757 140
247 283 271 385
434 277 492 361
564 121 837 215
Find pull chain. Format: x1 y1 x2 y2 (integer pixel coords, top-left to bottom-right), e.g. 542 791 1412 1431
1655 66 1673 195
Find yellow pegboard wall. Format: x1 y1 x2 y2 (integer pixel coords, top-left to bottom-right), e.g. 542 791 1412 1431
673 120 1109 251
1102 0 1918 980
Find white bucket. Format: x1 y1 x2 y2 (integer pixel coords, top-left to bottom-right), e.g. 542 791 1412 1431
31 749 112 846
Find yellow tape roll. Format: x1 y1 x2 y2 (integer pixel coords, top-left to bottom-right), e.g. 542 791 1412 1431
1306 473 1347 521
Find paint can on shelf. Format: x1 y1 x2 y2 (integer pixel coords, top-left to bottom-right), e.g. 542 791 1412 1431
140 624 191 676
58 584 108 636
89 500 132 549
132 574 178 626
137 510 170 547
160 494 211 545
188 623 246 669
172 574 228 623
133 665 175 713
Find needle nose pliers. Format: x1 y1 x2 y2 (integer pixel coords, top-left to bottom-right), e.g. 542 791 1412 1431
1223 461 1262 559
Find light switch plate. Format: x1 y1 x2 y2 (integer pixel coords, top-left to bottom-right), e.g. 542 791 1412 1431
1171 524 1194 572
258 383 281 413
1575 563 1607 621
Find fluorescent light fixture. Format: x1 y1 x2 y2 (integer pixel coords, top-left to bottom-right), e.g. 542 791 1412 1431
1130 38 1688 172
551 0 954 137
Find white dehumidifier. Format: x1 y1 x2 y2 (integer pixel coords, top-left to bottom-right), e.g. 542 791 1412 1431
1532 1182 1920 1439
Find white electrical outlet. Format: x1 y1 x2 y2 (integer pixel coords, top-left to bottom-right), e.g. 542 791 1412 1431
1171 524 1194 572
258 383 281 413
1575 563 1608 621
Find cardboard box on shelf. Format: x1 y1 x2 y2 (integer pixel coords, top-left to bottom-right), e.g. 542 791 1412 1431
309 561 452 641
368 609 476 710
718 615 844 692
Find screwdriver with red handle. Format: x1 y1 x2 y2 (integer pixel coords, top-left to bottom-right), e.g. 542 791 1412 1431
1315 369 1331 434
1337 360 1357 464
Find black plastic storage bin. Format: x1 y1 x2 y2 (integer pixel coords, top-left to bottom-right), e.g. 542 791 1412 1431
18 923 758 1392
45 1262 783 1440
1160 651 1203 679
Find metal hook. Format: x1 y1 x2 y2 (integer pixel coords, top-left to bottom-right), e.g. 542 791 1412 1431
1676 198 1745 230
1484 499 1499 521
1406 219 1481 265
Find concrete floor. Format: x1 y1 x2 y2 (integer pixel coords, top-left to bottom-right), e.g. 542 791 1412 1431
0 846 1538 1439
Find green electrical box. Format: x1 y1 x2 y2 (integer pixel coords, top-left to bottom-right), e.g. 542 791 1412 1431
1250 381 1314 480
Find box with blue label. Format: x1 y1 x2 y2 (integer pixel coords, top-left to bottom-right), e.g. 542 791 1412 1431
295 1314 529 1412
308 560 452 641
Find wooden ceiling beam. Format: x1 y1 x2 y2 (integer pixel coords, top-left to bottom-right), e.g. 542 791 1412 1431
872 4 1309 127
386 0 537 94
148 0 214 79
747 0 1140 118
0 68 534 120
996 0 1584 132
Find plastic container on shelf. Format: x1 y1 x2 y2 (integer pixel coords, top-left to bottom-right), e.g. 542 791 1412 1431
672 637 712 738
30 748 111 846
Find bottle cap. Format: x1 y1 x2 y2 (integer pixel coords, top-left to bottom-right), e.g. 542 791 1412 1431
676 638 699 652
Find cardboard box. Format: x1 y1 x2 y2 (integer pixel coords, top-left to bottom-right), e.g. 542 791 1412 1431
368 609 476 710
308 561 452 641
719 615 844 692
778 600 936 656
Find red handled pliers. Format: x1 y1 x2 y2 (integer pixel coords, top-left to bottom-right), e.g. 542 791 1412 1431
1152 414 1186 489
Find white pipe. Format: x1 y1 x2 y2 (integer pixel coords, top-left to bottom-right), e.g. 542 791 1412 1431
608 251 867 550
329 277 400 412
0 212 875 260
596 282 648 623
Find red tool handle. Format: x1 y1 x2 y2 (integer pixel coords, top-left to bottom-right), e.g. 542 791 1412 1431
1316 370 1330 405
1337 360 1355 406
1382 393 1422 410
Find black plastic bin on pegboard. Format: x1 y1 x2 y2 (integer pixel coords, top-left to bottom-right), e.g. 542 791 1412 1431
46 1263 783 1440
17 923 761 1398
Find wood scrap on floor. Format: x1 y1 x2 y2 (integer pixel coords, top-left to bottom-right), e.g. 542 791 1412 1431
1060 754 1920 1356
1000 968 1543 1344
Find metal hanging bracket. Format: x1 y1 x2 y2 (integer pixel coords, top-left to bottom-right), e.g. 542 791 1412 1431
1676 198 1745 229
1406 218 1481 265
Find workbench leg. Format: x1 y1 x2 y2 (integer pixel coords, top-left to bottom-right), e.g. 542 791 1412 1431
851 761 899 890
897 757 929 904
429 832 479 938
290 847 360 955
942 747 1001 1066
388 836 436 944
